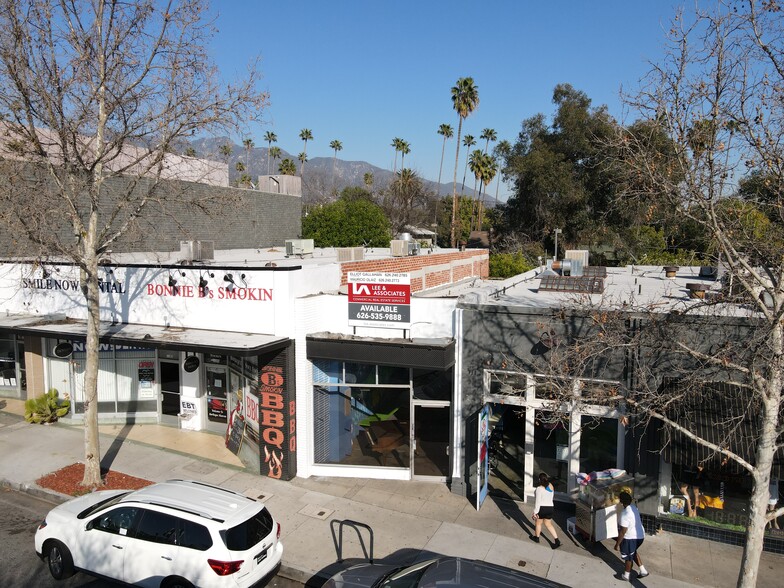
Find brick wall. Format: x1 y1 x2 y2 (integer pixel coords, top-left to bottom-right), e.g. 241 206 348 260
340 250 489 292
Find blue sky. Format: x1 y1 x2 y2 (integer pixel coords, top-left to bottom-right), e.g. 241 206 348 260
209 1 684 198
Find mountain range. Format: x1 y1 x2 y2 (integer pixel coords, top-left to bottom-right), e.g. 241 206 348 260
187 137 480 201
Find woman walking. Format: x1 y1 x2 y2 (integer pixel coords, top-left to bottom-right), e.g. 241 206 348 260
530 472 561 548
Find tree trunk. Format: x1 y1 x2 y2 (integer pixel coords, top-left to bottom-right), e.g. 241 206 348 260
437 138 446 196
80 223 102 488
737 325 783 587
451 118 463 248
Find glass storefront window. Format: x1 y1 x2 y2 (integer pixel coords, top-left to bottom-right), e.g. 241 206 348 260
344 362 375 385
533 410 568 492
579 416 618 474
669 462 753 529
66 343 157 414
0 337 17 388
314 384 410 467
413 368 451 401
379 365 409 385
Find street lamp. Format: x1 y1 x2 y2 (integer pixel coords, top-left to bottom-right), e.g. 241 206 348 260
553 228 562 261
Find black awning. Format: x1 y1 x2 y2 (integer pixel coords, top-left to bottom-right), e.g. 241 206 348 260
661 381 784 478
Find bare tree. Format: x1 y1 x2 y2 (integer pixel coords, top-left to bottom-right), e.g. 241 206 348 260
515 3 784 585
0 0 267 488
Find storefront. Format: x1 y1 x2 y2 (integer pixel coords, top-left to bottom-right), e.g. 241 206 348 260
306 335 454 481
480 370 625 502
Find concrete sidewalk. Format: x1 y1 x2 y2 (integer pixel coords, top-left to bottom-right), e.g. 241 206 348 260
1 401 781 588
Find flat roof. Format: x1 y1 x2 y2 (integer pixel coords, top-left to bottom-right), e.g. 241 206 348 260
459 265 757 318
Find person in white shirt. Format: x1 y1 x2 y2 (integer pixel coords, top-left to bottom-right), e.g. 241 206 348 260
530 472 561 549
614 491 649 581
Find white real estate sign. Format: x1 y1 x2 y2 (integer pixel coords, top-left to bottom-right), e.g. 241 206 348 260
347 272 411 329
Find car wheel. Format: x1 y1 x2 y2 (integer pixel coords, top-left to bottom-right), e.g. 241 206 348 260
46 540 74 580
161 577 194 588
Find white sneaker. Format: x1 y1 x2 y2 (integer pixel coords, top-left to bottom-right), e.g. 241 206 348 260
621 572 630 581
638 571 650 578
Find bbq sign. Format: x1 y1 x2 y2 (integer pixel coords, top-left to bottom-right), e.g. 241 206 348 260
348 272 411 329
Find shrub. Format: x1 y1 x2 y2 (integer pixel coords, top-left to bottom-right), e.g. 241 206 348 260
24 388 70 424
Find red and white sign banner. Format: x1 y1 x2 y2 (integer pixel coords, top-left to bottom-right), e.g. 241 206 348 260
348 272 411 329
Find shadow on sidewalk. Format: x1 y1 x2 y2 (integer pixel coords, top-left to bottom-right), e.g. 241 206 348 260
100 422 134 471
489 488 536 537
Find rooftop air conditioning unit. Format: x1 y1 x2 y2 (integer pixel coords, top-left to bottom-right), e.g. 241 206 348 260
196 240 215 261
390 240 408 257
180 240 215 262
285 239 314 257
336 247 365 262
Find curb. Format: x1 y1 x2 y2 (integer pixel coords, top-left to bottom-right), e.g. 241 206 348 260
1 478 69 505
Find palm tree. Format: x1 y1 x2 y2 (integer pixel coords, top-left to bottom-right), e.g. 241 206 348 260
269 146 281 173
184 146 197 157
330 139 343 186
476 153 497 229
219 143 233 163
468 148 483 205
299 129 313 175
243 138 255 179
399 140 411 171
450 77 479 247
364 172 374 193
436 124 453 196
460 134 476 193
391 137 403 174
263 131 277 175
492 140 512 206
278 158 296 175
480 128 497 154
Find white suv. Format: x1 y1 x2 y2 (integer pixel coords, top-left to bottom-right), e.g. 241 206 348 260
35 479 283 588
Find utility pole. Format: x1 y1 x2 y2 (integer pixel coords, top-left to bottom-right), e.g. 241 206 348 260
553 228 562 261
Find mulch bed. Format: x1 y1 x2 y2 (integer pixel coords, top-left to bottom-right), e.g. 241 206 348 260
36 463 153 496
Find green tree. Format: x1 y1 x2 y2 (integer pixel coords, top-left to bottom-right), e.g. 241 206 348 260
502 84 618 250
399 140 411 171
480 128 497 153
302 198 391 247
0 0 266 488
436 124 454 196
492 139 512 206
339 186 374 203
278 158 296 175
450 77 480 247
330 139 343 187
363 171 374 193
235 161 246 186
269 146 282 172
263 131 277 175
243 138 254 179
219 143 233 163
460 134 476 193
391 137 404 174
184 146 197 157
298 128 313 175
384 168 430 234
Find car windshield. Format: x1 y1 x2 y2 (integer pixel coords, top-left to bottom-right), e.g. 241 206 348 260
376 559 437 588
76 492 132 520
